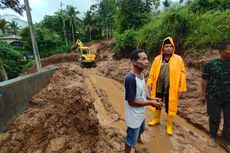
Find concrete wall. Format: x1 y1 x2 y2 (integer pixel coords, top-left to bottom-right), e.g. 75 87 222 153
0 66 56 132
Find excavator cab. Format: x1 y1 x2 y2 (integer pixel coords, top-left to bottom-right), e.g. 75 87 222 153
74 39 96 67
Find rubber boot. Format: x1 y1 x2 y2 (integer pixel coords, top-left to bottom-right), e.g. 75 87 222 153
166 115 174 135
221 126 230 152
209 122 219 138
148 110 161 126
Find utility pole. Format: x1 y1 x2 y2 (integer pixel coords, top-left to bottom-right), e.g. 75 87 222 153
24 0 42 72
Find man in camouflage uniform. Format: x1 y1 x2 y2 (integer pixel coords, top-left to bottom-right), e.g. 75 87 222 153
202 40 230 151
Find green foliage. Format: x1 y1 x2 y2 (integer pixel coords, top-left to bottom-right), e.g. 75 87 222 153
137 6 192 56
114 0 160 33
163 0 171 8
21 59 34 73
137 17 162 56
113 29 137 59
190 0 230 13
40 15 63 36
0 43 24 79
0 0 24 15
20 26 69 57
83 10 103 41
184 9 230 55
98 0 116 38
135 2 230 57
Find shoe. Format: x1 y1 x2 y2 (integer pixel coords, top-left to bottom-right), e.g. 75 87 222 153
148 110 161 126
166 115 174 135
207 137 217 147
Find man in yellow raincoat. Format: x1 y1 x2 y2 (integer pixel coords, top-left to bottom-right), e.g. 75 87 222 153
147 37 187 135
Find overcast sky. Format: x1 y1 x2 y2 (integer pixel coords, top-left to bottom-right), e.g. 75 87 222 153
0 0 97 23
0 0 180 23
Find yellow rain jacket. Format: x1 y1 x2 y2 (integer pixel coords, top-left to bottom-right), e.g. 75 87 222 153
147 37 187 116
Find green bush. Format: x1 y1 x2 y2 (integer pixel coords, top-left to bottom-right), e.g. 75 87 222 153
136 5 230 57
184 10 230 56
190 0 230 13
113 29 137 59
0 43 24 79
21 59 34 73
137 6 192 56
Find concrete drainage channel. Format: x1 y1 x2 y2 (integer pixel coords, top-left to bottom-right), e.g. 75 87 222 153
0 66 56 132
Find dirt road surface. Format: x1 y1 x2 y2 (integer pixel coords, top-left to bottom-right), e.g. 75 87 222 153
0 40 228 153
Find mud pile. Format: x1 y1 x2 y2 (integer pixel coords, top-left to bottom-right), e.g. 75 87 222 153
186 50 219 69
90 39 114 61
0 63 124 153
25 53 78 74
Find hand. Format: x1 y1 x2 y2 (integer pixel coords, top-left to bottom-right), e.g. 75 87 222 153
150 98 165 108
152 97 162 103
201 95 207 104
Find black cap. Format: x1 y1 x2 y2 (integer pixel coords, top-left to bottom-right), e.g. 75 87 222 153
163 39 171 45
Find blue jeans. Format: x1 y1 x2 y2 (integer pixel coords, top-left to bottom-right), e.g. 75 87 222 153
125 120 145 148
207 98 230 143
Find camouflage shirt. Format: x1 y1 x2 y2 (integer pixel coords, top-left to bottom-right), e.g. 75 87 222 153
202 59 230 100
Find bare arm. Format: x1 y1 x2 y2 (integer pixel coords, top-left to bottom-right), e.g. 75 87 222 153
201 79 208 104
128 99 164 108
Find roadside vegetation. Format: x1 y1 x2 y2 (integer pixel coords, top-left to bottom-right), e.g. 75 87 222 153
0 0 230 80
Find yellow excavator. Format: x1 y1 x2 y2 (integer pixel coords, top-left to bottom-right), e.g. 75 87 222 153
72 39 96 67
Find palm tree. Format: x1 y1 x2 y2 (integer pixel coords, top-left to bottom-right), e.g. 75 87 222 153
55 9 68 45
7 21 19 35
83 10 102 41
65 5 80 42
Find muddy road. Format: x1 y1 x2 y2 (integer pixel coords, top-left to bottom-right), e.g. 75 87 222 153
0 40 228 153
84 67 226 153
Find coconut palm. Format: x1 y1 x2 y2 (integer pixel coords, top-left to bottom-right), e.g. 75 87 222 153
7 21 19 35
65 5 80 42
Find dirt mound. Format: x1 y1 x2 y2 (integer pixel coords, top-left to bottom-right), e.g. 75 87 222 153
90 39 114 61
0 63 124 153
97 59 131 83
186 50 219 69
25 53 78 74
96 59 150 83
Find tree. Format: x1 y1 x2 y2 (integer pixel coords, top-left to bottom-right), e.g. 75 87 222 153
190 0 230 13
83 10 102 40
0 0 24 81
98 0 116 39
163 0 171 8
7 21 19 35
114 0 160 33
83 11 94 41
65 5 80 42
0 0 24 15
0 43 24 81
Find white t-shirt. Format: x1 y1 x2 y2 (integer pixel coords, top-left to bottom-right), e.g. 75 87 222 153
124 72 146 128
